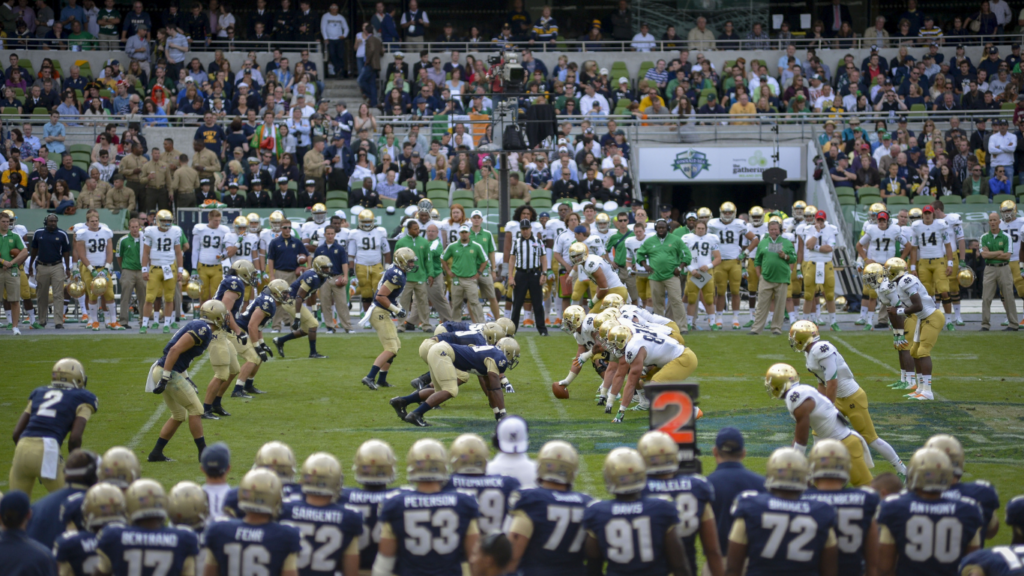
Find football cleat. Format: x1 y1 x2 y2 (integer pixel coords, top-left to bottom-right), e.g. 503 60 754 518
889 381 913 389
863 324 872 331
170 322 179 329
389 397 408 420
201 411 220 420
523 319 535 327
596 395 607 406
854 319 866 325
108 323 125 330
732 321 740 330
910 391 934 400
231 389 253 399
946 322 955 331
91 321 100 331
612 410 625 423
710 324 721 331
410 377 428 390
309 353 328 359
273 337 286 357
361 376 379 390
163 325 170 334
831 323 841 331
955 319 965 326
742 320 754 328
245 385 265 395
147 454 175 462
404 412 430 427
212 405 231 417
604 403 613 414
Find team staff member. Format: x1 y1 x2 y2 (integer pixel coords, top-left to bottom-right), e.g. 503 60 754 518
0 211 30 335
607 212 635 302
266 220 309 332
30 214 72 330
116 218 146 329
640 219 692 328
192 210 229 303
443 225 488 323
0 491 59 574
421 222 454 323
314 226 352 333
470 210 501 323
508 219 549 336
395 221 431 333
980 212 1019 330
749 218 795 335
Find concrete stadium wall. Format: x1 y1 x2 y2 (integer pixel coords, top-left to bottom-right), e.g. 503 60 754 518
1 49 323 78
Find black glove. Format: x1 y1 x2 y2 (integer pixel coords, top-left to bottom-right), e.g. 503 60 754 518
292 314 301 331
153 375 169 395
395 307 407 318
237 332 248 346
261 342 274 358
256 346 269 362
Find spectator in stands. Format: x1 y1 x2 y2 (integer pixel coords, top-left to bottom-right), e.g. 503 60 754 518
880 162 907 199
862 15 889 46
989 165 1012 197
820 0 852 37
966 2 999 42
963 164 990 196
165 25 189 80
68 19 96 49
370 1 398 42
686 16 715 50
630 22 656 52
989 0 1013 32
989 118 1017 180
41 112 66 155
124 24 151 76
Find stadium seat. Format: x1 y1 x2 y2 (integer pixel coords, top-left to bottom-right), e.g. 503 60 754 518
838 196 856 206
857 194 881 205
964 195 990 204
451 191 474 204
992 193 1015 204
1002 102 1016 110
531 189 552 201
911 195 934 205
478 200 498 209
69 144 93 155
510 199 526 208
835 188 856 198
3 107 17 116
287 181 298 191
19 59 34 77
12 88 23 98
1015 184 1024 196
885 196 909 205
858 186 879 198
325 199 346 210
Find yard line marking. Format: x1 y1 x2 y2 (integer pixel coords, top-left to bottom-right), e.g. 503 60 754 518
830 335 948 401
127 356 209 449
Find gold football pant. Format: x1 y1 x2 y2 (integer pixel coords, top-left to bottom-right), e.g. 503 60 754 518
281 301 319 332
801 261 835 300
369 305 401 353
596 286 629 308
910 310 944 359
150 366 206 422
788 268 801 298
918 258 949 295
427 341 460 397
685 276 714 305
571 279 598 302
356 263 384 300
198 263 223 301
714 259 742 295
145 267 178 303
835 388 878 444
208 331 241 380
79 263 115 302
841 433 873 487
747 262 760 293
231 332 263 365
651 348 698 382
9 437 65 495
1012 262 1024 298
947 259 960 298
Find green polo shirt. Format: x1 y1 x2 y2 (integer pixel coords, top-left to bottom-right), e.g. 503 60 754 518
980 231 1010 265
425 237 445 277
606 230 633 267
0 230 25 268
117 233 143 271
470 228 496 273
636 233 691 282
443 240 487 278
753 235 796 284
671 225 690 238
395 234 430 283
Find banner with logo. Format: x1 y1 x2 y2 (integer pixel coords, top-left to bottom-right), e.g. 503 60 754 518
638 147 804 182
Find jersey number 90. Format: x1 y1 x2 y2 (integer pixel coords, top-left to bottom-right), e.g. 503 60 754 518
904 515 963 563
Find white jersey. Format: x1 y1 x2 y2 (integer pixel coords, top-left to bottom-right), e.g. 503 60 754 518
781 231 796 244
682 233 720 269
582 254 623 289
203 483 231 520
76 227 113 267
935 217 962 254
894 273 938 320
909 220 949 260
746 222 768 258
143 225 183 267
624 236 648 276
301 220 330 248
804 340 861 398
191 223 228 267
72 222 111 236
259 229 279 253
707 218 749 260
576 313 600 349
228 232 260 265
803 223 837 264
440 219 468 246
783 383 853 442
858 224 903 263
348 226 390 266
783 216 801 233
623 332 685 368
1000 217 1023 262
876 279 901 308
591 227 613 248
553 230 576 270
544 219 567 243
620 304 671 327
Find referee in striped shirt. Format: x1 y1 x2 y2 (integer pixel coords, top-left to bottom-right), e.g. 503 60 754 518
509 219 550 336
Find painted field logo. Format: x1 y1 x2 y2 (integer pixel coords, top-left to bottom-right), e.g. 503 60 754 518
672 149 710 179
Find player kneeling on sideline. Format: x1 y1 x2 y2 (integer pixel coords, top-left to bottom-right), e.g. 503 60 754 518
360 247 417 390
339 440 400 572
583 448 691 575
372 439 480 576
147 301 226 462
726 448 838 576
231 279 289 398
925 435 1002 545
273 255 334 359
446 434 521 533
408 322 504 390
884 256 944 400
607 322 699 424
203 259 261 419
54 482 127 575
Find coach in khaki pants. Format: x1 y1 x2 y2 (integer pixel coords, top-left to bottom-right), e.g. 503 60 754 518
980 212 1020 331
314 226 352 332
420 223 454 323
117 218 147 326
637 220 690 328
396 221 432 331
749 219 796 335
442 225 487 323
266 222 308 331
30 215 72 328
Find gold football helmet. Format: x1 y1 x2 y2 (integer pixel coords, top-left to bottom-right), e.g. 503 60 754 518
393 246 418 272
353 439 397 485
788 320 820 351
497 337 520 370
157 209 174 231
67 278 86 299
602 448 647 495
719 202 736 223
607 324 632 353
749 206 765 226
359 209 376 231
312 203 327 224
168 481 209 529
231 259 260 285
247 212 262 234
238 468 283 515
835 295 847 307
52 358 87 389
595 212 611 234
908 207 923 222
124 479 168 522
696 207 712 222
312 255 334 277
430 208 440 220
1001 199 1018 222
449 434 489 474
808 439 851 482
417 199 434 213
803 205 818 222
906 447 955 493
267 278 290 303
2 208 16 223
233 215 249 230
406 438 449 483
924 434 965 477
958 267 975 288
99 446 141 488
269 210 285 232
599 293 624 312
562 305 586 332
637 431 680 475
569 242 588 266
83 482 127 529
764 448 810 492
186 276 203 299
862 263 885 289
597 317 620 343
792 200 807 215
868 203 886 223
300 452 344 500
481 322 503 345
883 257 908 282
254 441 297 483
592 310 615 333
200 299 228 329
764 363 799 399
496 317 516 336
537 440 579 485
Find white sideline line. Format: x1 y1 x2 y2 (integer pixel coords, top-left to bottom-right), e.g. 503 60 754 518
830 336 948 401
127 356 209 449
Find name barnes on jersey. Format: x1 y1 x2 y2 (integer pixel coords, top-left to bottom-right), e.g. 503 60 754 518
404 493 459 508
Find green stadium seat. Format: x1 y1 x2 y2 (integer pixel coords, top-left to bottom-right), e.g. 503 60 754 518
964 195 990 204
885 196 910 205
19 59 34 77
857 195 881 205
12 88 24 98
531 189 552 201
478 200 498 209
325 199 346 209
325 191 347 202
835 188 856 197
911 195 934 205
992 194 1015 204
3 107 17 116
287 181 298 191
838 196 856 206
858 186 879 198
69 144 93 155
1002 102 1016 110
510 199 526 208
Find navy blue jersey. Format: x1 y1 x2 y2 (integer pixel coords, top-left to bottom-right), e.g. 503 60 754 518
876 491 984 576
583 496 679 576
236 293 277 332
27 485 86 548
279 500 364 576
959 546 1024 576
54 529 100 576
96 524 199 576
214 275 247 317
339 487 405 570
372 265 406 307
434 330 487 347
378 490 480 576
1007 495 1024 532
159 320 214 373
20 386 98 445
643 474 716 576
204 519 302 576
802 487 881 576
729 491 837 576
445 474 520 533
510 488 595 576
439 321 472 332
291 270 324 298
448 343 509 376
60 492 87 532
944 481 1000 545
221 483 302 518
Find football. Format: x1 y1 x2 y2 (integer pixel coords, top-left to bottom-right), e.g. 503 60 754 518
551 382 569 399
335 276 346 287
9 248 19 258
297 255 308 265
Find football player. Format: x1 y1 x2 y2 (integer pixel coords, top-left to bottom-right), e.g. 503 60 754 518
141 210 185 334
1009 495 1024 544
339 440 402 572
959 546 1024 576
907 205 954 330
204 469 303 576
433 317 510 335
639 431 723 576
300 203 330 252
708 202 759 330
856 210 903 329
697 206 712 226
167 481 210 575
203 259 260 419
863 264 918 391
9 358 97 494
507 440 594 575
349 209 391 312
272 255 333 360
884 256 944 400
570 240 630 311
783 200 807 232
999 199 1024 327
231 279 288 398
624 222 652 308
583 448 690 575
935 209 966 326
373 439 480 576
60 447 140 533
793 205 817 320
741 206 768 328
408 323 504 390
726 448 838 576
360 246 416 390
280 453 364 576
789 320 907 476
445 434 521 533
876 447 983 576
54 482 126 576
191 210 230 305
607 322 699 423
682 221 720 330
146 301 226 463
618 302 685 344
801 439 881 576
24 448 98 548
764 362 873 486
95 479 200 576
799 209 841 330
226 216 261 307
221 441 301 518
552 307 599 395
925 435 1001 545
74 210 123 330
552 213 582 317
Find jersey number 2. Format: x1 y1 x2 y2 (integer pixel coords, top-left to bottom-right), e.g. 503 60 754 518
37 390 64 418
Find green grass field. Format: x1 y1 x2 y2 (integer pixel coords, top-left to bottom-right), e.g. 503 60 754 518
1 329 1022 544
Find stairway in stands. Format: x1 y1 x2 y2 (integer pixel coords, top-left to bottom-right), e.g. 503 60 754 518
322 77 367 110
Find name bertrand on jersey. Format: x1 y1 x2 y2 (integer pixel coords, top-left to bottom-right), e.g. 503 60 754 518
403 494 459 508
119 532 179 547
287 506 347 524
